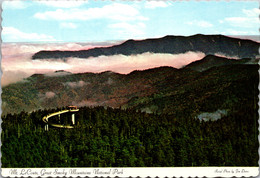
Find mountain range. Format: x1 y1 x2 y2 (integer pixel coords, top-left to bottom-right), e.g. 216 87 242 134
32 34 260 60
2 54 258 116
2 34 259 170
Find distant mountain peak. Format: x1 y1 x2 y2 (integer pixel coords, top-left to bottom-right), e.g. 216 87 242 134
184 54 252 72
55 70 69 73
32 34 259 60
45 70 72 77
29 73 44 78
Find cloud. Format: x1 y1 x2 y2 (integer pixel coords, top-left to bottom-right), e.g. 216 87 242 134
37 1 87 8
219 20 224 24
3 1 30 9
1 42 104 59
197 109 227 122
144 1 171 9
2 43 209 86
242 8 260 17
1 69 29 86
107 78 113 85
72 100 98 107
2 27 56 42
0 43 105 86
44 71 72 77
64 81 89 88
34 3 148 21
224 17 258 28
221 29 256 35
185 20 213 28
108 22 146 38
60 22 78 29
45 92 56 99
221 8 259 28
65 52 206 74
214 53 239 59
71 99 114 107
38 92 56 101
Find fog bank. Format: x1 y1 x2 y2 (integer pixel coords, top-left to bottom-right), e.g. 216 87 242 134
2 43 207 86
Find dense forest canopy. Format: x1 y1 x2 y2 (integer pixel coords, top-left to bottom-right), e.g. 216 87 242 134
2 102 258 167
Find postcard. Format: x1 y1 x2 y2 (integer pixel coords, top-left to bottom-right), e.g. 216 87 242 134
1 0 259 177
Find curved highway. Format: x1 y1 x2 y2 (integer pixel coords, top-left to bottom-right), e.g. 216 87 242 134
43 108 79 129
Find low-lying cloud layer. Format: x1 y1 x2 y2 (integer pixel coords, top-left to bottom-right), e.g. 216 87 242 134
2 43 207 86
72 100 99 107
214 53 239 59
197 109 228 122
65 51 206 74
64 81 89 88
38 91 56 100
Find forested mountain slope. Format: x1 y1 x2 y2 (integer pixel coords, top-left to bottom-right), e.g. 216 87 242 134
2 56 258 118
2 104 258 167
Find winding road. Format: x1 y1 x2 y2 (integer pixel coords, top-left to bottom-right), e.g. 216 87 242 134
42 108 79 129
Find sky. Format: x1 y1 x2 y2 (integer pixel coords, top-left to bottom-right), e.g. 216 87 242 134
2 0 259 43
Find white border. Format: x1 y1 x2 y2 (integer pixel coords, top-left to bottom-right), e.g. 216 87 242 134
1 1 260 178
1 167 259 177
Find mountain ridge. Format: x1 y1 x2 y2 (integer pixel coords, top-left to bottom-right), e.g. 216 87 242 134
32 34 260 60
3 55 258 116
184 55 254 72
